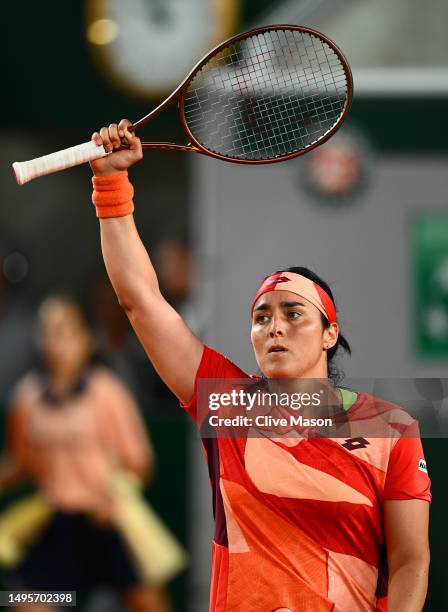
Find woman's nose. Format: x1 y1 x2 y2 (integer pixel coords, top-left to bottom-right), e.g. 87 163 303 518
269 316 285 337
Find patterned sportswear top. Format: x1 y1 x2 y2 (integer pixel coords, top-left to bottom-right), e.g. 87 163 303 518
182 346 431 612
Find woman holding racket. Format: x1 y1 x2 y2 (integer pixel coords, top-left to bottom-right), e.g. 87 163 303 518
90 121 430 612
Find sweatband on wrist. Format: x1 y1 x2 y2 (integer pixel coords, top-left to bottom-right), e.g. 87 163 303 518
92 171 134 218
252 271 337 323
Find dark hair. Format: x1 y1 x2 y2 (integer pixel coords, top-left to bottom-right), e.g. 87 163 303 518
37 292 95 332
36 293 102 369
273 266 351 384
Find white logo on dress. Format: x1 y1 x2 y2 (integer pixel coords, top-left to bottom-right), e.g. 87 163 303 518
418 459 428 473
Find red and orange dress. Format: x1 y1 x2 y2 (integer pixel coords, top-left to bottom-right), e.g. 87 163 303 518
182 346 431 612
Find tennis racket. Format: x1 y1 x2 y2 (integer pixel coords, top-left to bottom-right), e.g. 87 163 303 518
13 24 353 185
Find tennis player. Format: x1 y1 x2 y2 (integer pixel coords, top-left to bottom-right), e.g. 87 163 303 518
89 121 431 611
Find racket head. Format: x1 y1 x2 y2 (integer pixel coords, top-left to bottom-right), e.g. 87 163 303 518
179 25 353 164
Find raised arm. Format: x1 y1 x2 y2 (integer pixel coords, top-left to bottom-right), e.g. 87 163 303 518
90 120 203 403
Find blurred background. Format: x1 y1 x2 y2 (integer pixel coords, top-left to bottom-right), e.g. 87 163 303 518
1 0 448 609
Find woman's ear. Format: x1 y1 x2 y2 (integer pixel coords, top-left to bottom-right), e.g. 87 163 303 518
323 321 339 350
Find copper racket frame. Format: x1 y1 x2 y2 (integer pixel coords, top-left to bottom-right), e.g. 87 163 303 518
129 24 354 164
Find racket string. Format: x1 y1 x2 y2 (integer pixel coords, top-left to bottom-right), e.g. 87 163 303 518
183 28 349 160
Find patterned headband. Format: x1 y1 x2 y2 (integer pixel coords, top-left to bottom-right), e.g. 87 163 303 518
251 271 337 324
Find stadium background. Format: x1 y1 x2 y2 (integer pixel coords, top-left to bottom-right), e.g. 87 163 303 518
1 0 448 610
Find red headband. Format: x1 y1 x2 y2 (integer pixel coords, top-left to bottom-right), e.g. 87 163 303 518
251 271 337 324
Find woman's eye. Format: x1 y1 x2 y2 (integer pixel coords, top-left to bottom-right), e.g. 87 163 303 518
255 314 269 324
288 311 301 319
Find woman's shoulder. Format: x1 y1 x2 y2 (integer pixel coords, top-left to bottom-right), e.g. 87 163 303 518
86 364 134 397
87 364 124 385
8 371 44 410
353 391 417 432
200 345 250 379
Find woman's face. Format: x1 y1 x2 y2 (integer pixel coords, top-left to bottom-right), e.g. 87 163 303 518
39 301 93 375
251 290 338 379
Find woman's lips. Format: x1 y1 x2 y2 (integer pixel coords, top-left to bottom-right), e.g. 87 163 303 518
267 345 288 354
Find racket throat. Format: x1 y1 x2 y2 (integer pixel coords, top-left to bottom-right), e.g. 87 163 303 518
140 142 199 153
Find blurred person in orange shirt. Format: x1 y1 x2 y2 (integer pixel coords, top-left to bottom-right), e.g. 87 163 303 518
0 296 173 612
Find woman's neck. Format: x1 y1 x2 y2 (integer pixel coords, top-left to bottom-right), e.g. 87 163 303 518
48 367 84 398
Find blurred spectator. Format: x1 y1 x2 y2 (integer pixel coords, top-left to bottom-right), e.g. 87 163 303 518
0 296 178 612
93 237 200 408
151 237 203 403
0 236 35 408
154 238 192 308
154 237 200 335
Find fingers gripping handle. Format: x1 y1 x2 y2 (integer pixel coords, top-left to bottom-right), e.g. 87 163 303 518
12 140 110 185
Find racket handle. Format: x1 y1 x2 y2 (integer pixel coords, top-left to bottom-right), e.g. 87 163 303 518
12 140 110 185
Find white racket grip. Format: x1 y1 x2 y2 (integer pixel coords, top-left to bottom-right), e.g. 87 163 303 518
12 140 110 185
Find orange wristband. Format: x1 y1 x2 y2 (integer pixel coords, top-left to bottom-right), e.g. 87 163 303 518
92 171 135 218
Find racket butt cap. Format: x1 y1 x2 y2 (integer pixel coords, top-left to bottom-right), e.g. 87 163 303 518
12 162 25 186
